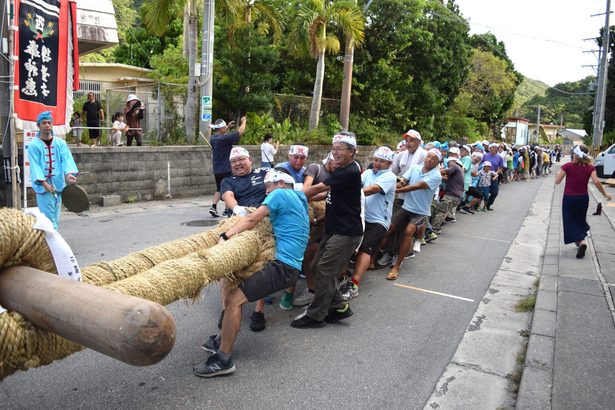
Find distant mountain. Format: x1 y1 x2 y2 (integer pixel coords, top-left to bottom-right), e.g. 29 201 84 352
511 76 549 115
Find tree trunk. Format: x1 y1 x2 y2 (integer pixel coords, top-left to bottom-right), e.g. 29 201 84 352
309 50 326 130
339 35 354 131
185 0 198 144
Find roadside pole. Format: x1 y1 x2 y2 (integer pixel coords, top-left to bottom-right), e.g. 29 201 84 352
591 0 611 154
8 0 21 209
198 0 214 142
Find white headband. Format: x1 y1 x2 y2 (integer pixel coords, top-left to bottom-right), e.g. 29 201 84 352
573 145 587 159
229 146 250 160
428 148 442 161
289 145 309 157
332 134 357 148
373 146 395 162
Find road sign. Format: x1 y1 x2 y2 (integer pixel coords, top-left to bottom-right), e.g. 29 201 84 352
201 96 212 108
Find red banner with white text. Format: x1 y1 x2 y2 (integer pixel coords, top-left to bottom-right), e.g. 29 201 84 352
13 0 79 134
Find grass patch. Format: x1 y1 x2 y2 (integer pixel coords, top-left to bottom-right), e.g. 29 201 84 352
515 296 536 312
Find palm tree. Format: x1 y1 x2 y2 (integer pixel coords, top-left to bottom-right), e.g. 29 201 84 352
142 0 199 143
288 0 364 130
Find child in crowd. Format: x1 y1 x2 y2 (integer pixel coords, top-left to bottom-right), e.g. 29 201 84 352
72 112 83 147
111 112 128 146
477 161 497 211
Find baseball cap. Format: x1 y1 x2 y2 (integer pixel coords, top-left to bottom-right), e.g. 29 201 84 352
483 161 492 167
403 129 422 141
448 147 460 155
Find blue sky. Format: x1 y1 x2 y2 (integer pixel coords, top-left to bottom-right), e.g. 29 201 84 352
456 0 611 86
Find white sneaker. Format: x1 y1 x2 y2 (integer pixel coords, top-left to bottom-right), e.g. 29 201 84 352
413 240 421 253
292 288 315 307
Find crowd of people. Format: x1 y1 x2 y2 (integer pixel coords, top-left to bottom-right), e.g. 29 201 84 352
194 121 571 378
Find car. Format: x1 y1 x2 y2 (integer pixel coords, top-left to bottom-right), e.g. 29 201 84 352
595 143 615 178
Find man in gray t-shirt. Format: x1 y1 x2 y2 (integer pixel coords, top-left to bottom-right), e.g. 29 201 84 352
432 148 465 232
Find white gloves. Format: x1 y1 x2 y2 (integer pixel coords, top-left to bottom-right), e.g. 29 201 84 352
232 206 248 216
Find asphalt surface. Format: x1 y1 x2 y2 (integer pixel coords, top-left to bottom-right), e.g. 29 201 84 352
0 178 545 409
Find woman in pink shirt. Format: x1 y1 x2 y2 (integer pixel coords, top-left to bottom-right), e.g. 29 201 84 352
555 144 612 258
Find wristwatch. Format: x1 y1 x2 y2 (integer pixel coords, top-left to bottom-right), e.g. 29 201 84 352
220 232 229 241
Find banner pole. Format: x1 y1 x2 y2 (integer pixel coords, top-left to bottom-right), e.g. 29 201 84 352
9 0 21 209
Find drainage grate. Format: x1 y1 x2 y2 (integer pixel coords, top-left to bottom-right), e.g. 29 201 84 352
183 220 219 227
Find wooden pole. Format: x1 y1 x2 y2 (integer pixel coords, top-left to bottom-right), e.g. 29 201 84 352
0 266 176 366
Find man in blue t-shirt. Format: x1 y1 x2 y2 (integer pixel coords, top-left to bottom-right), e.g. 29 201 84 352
382 149 442 280
209 116 246 217
193 169 309 378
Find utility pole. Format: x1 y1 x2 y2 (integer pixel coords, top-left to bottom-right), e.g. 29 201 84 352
591 0 611 153
198 0 215 142
535 105 541 144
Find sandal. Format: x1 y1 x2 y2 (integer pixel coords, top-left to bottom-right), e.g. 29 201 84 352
386 269 399 281
576 244 587 259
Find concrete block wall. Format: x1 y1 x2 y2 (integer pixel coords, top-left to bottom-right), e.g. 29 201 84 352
12 144 379 206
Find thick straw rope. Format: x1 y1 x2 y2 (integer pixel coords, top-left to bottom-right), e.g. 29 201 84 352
0 202 324 380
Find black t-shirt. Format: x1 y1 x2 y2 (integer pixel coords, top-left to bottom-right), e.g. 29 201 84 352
324 161 363 236
83 100 102 124
211 131 241 174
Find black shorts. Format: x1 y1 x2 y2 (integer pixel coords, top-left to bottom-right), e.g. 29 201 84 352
358 222 386 254
214 172 232 192
87 122 100 138
391 208 427 230
466 186 483 199
239 260 300 302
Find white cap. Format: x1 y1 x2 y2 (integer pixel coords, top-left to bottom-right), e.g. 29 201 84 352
229 147 250 160
461 144 472 153
264 169 295 185
332 134 357 148
289 145 309 157
483 160 492 167
373 146 395 162
472 151 483 158
396 140 406 150
403 129 422 141
489 142 499 148
126 94 138 102
448 147 460 155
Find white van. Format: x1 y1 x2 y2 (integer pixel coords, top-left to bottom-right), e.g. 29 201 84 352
595 143 615 178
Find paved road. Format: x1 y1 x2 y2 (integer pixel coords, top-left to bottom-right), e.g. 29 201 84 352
0 178 545 409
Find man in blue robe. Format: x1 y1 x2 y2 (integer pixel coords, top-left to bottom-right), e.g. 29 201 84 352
28 111 79 230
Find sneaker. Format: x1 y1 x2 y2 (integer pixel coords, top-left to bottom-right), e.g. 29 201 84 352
433 228 442 234
264 295 273 305
420 238 427 245
377 253 394 266
405 251 416 259
279 291 293 311
335 282 352 301
217 310 224 330
348 283 359 299
413 240 421 253
426 232 438 242
209 205 219 217
292 289 315 307
487 207 494 211
201 335 219 354
249 311 266 332
193 353 235 378
460 206 474 215
445 216 456 223
324 303 354 323
291 314 325 328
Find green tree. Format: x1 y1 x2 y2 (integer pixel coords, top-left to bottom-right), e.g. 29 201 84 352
288 0 364 130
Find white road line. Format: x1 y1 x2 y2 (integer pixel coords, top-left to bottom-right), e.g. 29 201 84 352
445 231 512 244
393 283 475 302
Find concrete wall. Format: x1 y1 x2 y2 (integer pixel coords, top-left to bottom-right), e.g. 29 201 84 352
59 145 378 205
